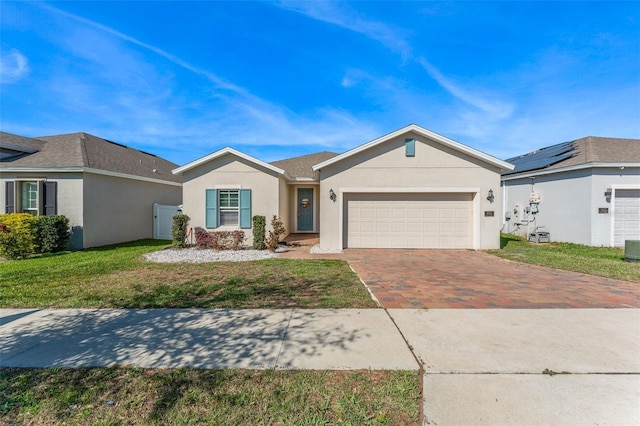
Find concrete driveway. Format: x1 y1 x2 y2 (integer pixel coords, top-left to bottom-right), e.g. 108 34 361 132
343 249 640 309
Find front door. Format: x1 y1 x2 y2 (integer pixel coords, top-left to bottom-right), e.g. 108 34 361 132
297 188 314 231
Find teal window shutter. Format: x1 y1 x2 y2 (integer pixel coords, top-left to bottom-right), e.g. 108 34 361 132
405 138 415 157
206 189 218 228
239 189 251 229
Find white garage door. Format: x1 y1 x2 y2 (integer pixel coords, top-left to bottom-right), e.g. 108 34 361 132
344 193 473 249
614 190 640 246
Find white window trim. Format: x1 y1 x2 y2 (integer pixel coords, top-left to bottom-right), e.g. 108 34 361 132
218 189 240 227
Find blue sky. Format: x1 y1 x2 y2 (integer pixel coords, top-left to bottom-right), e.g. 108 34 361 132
1 1 639 166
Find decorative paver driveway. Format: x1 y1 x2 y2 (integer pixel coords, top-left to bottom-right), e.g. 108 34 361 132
342 249 640 309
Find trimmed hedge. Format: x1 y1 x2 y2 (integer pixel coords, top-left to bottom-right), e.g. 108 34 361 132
35 215 70 253
252 215 266 250
195 228 245 251
0 214 71 260
0 213 38 260
172 214 191 248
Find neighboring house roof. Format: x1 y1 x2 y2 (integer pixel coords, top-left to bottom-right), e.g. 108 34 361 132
503 136 640 177
0 131 181 184
172 147 286 177
270 151 338 179
312 124 514 172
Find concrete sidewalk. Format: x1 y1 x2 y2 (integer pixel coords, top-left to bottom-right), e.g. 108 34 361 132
0 308 417 370
2 308 639 425
389 309 640 425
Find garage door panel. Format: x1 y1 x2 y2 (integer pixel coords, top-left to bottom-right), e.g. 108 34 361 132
614 190 640 246
345 193 473 249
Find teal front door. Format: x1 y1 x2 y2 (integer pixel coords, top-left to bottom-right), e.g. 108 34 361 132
297 188 314 231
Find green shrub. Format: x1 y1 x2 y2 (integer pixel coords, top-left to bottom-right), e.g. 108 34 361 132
0 213 38 260
252 215 266 250
266 215 286 252
34 215 70 253
172 214 191 248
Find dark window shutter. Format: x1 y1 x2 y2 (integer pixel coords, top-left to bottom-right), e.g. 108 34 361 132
5 181 15 213
205 189 218 228
43 182 57 215
239 189 251 229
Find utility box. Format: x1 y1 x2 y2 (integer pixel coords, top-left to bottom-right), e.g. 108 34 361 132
529 231 550 243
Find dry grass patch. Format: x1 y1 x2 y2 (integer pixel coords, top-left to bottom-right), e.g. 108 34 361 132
1 367 420 425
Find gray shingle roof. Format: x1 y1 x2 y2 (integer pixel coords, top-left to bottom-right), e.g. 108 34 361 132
504 136 640 176
270 151 339 179
0 131 181 183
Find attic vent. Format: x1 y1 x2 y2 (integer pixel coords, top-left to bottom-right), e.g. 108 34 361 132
405 138 415 157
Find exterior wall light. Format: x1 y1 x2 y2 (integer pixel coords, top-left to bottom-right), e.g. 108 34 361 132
329 189 337 202
487 189 494 203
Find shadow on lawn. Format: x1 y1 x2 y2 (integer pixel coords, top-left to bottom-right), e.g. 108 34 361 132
1 308 371 419
499 233 523 249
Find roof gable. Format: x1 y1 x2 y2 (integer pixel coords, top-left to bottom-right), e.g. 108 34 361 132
312 124 513 172
172 147 286 176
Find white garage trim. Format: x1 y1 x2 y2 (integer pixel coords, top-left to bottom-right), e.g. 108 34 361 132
610 184 640 247
338 187 480 250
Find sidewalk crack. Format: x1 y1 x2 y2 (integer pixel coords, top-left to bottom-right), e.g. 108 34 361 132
274 308 294 368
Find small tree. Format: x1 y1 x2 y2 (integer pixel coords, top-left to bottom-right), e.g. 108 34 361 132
265 215 286 252
252 215 266 250
171 214 190 248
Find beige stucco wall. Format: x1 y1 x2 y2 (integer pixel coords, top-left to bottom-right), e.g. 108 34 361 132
1 172 85 248
317 132 502 251
82 173 182 248
180 155 282 246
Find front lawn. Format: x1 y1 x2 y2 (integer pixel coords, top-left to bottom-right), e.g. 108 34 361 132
489 234 640 282
0 240 377 309
0 367 421 425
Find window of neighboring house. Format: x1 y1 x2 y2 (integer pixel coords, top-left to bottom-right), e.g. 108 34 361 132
219 189 239 226
5 181 57 215
21 181 39 215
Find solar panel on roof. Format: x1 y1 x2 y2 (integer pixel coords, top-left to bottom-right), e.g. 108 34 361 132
503 141 576 175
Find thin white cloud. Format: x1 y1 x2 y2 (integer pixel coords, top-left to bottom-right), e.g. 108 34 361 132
276 1 413 59
0 49 29 84
417 58 514 120
38 3 242 94
277 1 515 124
30 2 380 161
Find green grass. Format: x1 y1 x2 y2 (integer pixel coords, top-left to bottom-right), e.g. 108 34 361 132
0 240 377 309
0 367 421 425
488 234 640 282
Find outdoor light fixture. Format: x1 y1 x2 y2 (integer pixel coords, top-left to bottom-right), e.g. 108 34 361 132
329 189 337 202
487 189 494 203
604 190 612 198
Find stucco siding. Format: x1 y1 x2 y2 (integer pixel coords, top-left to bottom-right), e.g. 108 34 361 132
503 167 640 246
318 133 502 251
82 173 181 248
180 155 281 246
503 170 592 245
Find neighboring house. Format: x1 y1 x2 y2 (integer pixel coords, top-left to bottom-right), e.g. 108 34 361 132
0 131 182 249
501 136 640 247
173 124 513 251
